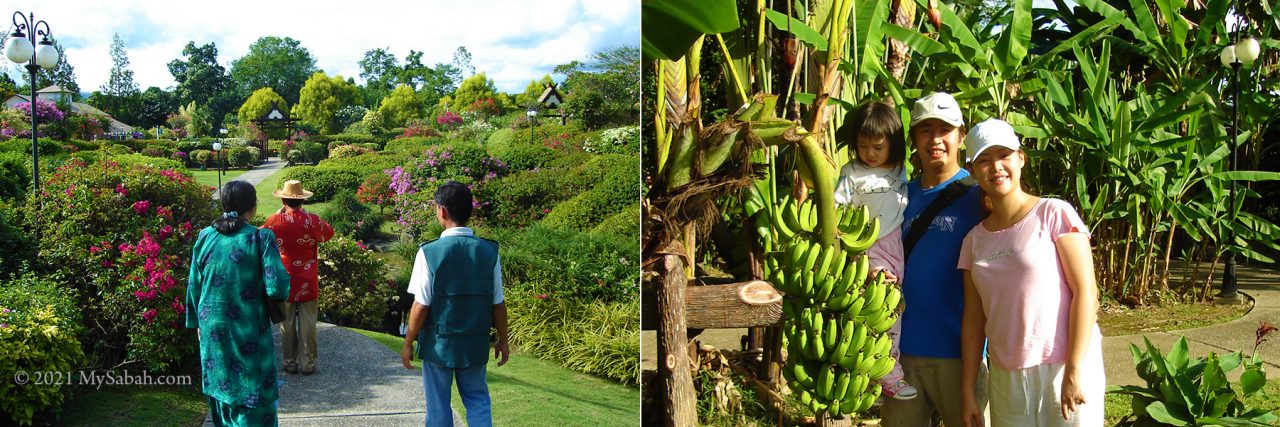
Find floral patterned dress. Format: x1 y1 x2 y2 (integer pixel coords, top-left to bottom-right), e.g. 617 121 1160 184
184 224 291 418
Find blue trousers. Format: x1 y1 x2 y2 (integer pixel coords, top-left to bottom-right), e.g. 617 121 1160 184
422 362 491 427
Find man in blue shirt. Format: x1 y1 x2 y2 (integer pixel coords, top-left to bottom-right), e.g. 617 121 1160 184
881 92 988 427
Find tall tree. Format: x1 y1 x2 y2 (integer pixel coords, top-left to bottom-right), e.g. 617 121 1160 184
452 46 474 76
100 33 141 124
554 46 640 129
135 86 177 129
450 73 498 113
377 85 424 127
358 48 399 108
34 41 78 99
229 36 317 106
292 72 359 134
398 50 461 112
168 41 234 129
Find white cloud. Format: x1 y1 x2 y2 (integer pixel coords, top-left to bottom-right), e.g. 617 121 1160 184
1 0 638 93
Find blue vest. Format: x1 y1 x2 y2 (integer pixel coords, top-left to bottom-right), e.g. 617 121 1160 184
416 234 499 369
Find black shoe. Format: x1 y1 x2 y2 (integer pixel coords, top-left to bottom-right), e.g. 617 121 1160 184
301 367 315 376
284 364 298 374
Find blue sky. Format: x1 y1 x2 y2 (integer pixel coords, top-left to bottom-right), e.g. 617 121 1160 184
2 0 639 93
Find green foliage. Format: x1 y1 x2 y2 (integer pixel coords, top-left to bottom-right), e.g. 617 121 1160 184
317 235 395 331
0 201 30 279
583 125 641 155
229 36 317 106
487 225 638 303
475 168 574 228
506 286 639 386
0 151 30 200
109 153 187 172
0 274 84 426
592 202 640 239
542 162 639 231
293 72 360 134
452 73 499 112
329 145 373 159
295 141 327 164
493 143 558 172
325 190 383 241
224 146 257 168
486 128 516 151
556 46 640 129
386 136 443 153
285 149 306 166
189 149 211 167
1109 336 1278 425
28 158 215 372
515 75 555 108
237 87 288 137
377 85 424 128
0 138 62 156
278 166 362 203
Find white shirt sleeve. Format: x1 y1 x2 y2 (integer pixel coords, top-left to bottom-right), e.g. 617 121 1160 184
406 249 432 306
494 255 505 304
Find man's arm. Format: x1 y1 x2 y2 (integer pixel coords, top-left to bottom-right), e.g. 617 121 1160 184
493 303 509 366
401 302 429 369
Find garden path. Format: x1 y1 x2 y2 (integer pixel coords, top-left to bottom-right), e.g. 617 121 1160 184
641 264 1280 387
204 322 464 426
210 156 287 199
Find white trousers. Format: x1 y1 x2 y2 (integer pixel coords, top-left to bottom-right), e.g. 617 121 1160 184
988 334 1105 427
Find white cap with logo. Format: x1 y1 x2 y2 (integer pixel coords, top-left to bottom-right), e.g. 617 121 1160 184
910 92 964 127
963 119 1021 163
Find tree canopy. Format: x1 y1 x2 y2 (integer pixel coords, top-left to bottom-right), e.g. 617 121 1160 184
230 36 317 106
293 72 359 134
377 85 424 128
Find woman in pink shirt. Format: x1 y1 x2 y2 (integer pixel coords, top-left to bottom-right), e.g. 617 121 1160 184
956 119 1104 426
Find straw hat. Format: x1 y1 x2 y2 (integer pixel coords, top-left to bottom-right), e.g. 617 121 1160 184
273 180 314 199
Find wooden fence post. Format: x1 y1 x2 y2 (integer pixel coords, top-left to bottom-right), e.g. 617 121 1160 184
657 244 696 427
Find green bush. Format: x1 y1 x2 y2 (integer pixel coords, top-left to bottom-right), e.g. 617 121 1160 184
139 146 170 158
189 149 212 167
0 274 84 426
278 166 363 203
329 145 372 159
0 138 61 156
475 168 574 228
542 164 639 232
385 136 444 153
494 143 558 171
487 225 637 303
327 133 382 147
225 146 256 168
583 125 641 155
286 149 306 165
326 190 383 241
506 286 638 386
592 202 639 239
109 153 187 172
0 201 30 279
318 236 395 331
296 141 327 164
1109 336 1278 425
0 151 30 200
103 144 134 156
486 128 516 153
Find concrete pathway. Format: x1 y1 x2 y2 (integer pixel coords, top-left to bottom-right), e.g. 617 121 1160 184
204 323 464 426
211 156 287 199
642 264 1280 389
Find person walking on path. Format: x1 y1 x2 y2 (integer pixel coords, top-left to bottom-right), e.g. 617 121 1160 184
958 119 1104 426
400 181 511 427
186 180 292 426
881 92 989 426
262 180 334 375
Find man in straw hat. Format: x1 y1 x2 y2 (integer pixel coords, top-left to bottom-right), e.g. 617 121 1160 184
263 180 335 375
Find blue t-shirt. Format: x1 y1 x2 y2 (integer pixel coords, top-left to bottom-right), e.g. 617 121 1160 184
898 169 982 359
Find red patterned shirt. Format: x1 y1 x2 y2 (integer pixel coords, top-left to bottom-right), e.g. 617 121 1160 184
263 207 335 302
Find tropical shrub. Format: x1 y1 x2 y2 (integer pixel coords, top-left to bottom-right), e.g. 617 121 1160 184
542 165 639 231
0 202 30 279
0 275 84 426
326 190 383 241
28 159 214 371
357 172 395 213
592 202 640 239
1109 335 1277 426
584 125 641 155
493 143 558 171
488 225 638 303
317 236 396 331
329 145 372 159
506 285 639 386
0 151 29 200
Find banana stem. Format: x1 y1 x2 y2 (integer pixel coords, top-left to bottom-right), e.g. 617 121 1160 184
796 134 838 247
716 33 749 104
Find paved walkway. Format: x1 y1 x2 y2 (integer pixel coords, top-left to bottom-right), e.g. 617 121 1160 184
642 264 1280 388
204 323 464 426
210 156 287 199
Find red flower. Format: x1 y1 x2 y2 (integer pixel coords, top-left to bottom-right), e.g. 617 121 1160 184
142 309 158 323
535 294 548 300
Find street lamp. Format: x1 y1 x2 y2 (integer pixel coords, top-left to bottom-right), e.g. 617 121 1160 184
1217 35 1261 303
526 108 538 144
5 12 59 197
212 141 223 196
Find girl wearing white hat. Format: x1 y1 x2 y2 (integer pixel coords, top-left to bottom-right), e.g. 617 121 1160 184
957 119 1105 426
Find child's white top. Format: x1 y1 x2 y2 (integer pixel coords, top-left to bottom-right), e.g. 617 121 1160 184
834 161 907 239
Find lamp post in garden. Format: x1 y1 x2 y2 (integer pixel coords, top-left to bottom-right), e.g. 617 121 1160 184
212 141 223 196
5 11 59 197
1217 35 1261 303
526 108 538 145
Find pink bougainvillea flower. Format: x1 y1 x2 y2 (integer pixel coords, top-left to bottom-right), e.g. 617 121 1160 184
142 309 158 323
131 200 151 215
158 225 174 241
102 260 114 268
116 183 128 196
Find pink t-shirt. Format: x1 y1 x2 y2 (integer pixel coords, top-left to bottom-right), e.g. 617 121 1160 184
957 198 1088 371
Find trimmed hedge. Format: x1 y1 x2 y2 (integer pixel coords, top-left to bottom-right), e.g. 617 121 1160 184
541 162 638 232
0 151 30 200
109 153 187 172
592 202 640 239
0 275 84 426
487 224 638 303
326 190 383 241
277 166 363 203
385 136 445 153
493 143 557 171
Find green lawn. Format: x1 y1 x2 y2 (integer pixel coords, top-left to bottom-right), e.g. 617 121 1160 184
57 362 205 426
189 169 247 190
348 327 639 426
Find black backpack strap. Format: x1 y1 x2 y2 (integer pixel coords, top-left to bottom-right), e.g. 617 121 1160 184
903 177 976 259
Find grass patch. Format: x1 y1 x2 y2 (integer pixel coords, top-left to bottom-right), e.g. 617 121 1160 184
189 169 246 189
57 363 205 426
1098 300 1251 336
348 327 638 427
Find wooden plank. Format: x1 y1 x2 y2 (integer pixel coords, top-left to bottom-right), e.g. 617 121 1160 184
642 280 784 330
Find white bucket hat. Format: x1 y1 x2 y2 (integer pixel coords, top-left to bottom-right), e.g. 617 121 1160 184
910 92 964 127
964 119 1021 163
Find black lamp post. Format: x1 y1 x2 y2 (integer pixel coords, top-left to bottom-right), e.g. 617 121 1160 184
5 12 59 198
1217 36 1262 302
212 141 223 196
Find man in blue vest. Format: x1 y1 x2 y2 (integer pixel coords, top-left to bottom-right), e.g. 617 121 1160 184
401 181 510 427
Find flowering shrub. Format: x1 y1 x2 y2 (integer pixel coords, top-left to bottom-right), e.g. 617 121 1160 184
357 172 395 213
27 159 215 371
0 275 84 425
467 98 499 119
435 111 463 129
14 99 64 122
0 108 29 139
388 143 509 237
329 145 373 159
318 236 395 331
140 147 167 158
327 190 384 241
62 113 105 140
171 151 188 163
584 125 641 155
453 120 497 145
400 120 437 138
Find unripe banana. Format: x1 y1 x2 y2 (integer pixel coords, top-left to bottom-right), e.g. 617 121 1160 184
883 283 902 313
828 318 855 362
782 196 804 235
772 201 796 238
803 239 823 273
873 331 893 359
869 353 896 379
792 361 816 389
823 317 838 351
798 198 815 232
857 386 879 412
850 322 869 356
870 312 896 335
856 352 878 374
832 368 851 401
815 274 837 302
814 243 836 280
859 272 888 318
782 298 799 319
845 295 866 319
818 364 835 400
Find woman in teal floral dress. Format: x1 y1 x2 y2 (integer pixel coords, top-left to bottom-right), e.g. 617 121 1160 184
185 181 291 426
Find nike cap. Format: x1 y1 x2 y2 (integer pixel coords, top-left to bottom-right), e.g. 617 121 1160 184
910 92 964 127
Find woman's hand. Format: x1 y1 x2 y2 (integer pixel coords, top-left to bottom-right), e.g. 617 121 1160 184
961 393 984 427
1060 367 1086 420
